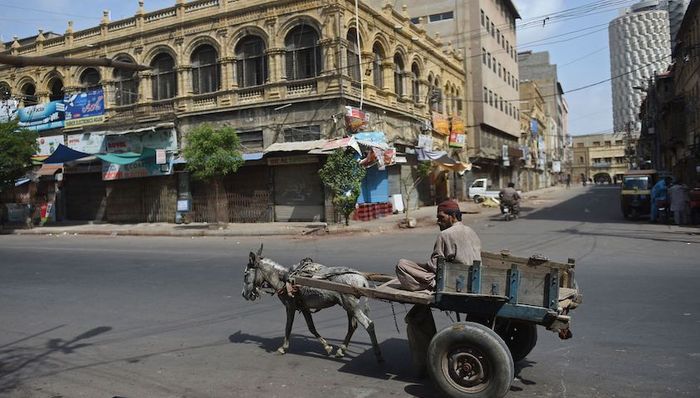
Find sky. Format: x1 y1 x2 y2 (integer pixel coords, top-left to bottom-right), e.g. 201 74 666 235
0 0 639 136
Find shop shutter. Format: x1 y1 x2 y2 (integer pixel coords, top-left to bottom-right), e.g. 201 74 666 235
359 167 389 204
273 164 324 222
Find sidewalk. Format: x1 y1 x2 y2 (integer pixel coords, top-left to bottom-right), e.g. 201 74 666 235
1 185 567 238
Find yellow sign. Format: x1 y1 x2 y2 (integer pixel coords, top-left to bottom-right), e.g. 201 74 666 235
432 113 450 136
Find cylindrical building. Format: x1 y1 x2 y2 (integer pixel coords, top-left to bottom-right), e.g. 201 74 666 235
609 0 671 133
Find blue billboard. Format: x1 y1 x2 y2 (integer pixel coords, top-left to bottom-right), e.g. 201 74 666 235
64 88 105 128
17 100 65 131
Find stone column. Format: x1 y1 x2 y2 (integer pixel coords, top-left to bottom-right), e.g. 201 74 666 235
139 71 153 103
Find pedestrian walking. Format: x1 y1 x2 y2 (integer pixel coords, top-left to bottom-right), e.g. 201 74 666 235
669 179 690 225
650 177 671 223
566 174 571 188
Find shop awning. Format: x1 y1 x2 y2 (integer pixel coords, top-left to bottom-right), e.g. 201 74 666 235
416 148 472 173
171 152 263 164
264 140 328 153
104 122 175 135
42 144 91 164
96 147 156 165
35 164 62 176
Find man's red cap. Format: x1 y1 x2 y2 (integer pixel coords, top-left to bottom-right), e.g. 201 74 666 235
437 200 461 214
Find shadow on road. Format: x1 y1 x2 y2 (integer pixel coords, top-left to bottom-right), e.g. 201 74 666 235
523 186 631 224
0 326 112 394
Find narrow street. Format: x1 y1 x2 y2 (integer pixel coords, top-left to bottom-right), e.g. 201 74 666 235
1 186 699 398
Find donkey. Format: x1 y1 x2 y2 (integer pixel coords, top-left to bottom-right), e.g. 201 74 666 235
241 245 383 362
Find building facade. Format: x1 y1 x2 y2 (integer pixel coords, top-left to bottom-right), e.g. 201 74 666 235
517 51 569 184
518 80 547 191
640 0 700 183
365 0 522 192
0 0 466 223
571 133 636 185
609 0 671 134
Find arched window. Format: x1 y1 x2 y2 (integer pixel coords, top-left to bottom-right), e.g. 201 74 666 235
285 24 321 80
21 82 37 106
48 78 64 102
113 57 138 106
431 77 442 112
346 29 361 81
151 53 177 100
393 54 404 97
411 63 421 103
372 43 384 88
191 44 220 94
0 82 10 100
80 68 101 89
235 36 267 87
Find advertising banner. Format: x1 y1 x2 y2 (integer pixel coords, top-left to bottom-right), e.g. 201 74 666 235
102 158 172 181
354 131 387 145
65 89 105 128
36 135 65 156
530 118 538 135
344 106 369 133
449 116 466 148
417 134 433 150
66 132 106 154
502 144 510 167
552 160 562 173
17 101 65 131
432 113 450 136
0 99 18 122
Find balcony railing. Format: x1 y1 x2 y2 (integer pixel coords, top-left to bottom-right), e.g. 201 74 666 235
591 162 612 169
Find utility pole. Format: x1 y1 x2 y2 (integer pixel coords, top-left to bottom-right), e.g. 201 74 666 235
624 121 636 170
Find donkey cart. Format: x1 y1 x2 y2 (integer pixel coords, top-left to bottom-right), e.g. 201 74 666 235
290 251 582 398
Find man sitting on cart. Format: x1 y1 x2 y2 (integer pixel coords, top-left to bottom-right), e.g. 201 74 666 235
396 200 482 291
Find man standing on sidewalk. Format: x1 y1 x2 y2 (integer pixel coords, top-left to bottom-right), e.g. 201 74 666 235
395 200 481 291
650 177 671 223
669 179 690 225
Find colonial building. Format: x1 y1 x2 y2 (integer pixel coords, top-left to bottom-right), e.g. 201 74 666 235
0 0 466 223
518 80 548 191
365 0 521 193
571 133 636 185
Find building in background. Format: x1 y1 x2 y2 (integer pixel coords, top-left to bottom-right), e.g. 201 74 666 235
366 0 522 193
518 80 547 191
639 0 699 183
0 0 466 223
609 0 672 134
571 133 637 185
517 51 569 185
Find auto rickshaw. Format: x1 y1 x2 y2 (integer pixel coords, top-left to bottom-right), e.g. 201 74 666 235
620 169 658 219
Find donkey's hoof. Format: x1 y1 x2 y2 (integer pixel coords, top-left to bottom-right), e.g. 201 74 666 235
323 345 334 355
277 347 287 355
334 348 346 358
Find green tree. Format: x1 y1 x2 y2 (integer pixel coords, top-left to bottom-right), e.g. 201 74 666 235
183 124 244 223
319 149 366 226
0 121 37 188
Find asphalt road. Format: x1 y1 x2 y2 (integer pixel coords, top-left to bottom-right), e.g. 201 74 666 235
1 185 699 398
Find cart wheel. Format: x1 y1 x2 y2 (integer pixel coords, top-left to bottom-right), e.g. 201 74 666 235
427 322 514 398
495 319 538 363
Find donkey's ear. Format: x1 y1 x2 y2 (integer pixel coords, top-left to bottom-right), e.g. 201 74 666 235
256 244 264 257
249 251 257 263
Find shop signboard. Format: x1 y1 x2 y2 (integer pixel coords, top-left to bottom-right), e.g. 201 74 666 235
502 144 510 167
344 106 369 133
432 113 450 136
0 99 18 122
66 132 106 154
267 156 318 166
64 89 105 128
102 158 173 181
36 135 65 156
17 101 65 131
105 128 178 154
530 118 538 136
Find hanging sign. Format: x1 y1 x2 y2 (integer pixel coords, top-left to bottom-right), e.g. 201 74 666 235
417 134 433 149
432 113 450 136
36 135 65 156
449 116 466 148
502 144 510 167
66 132 106 154
344 106 369 133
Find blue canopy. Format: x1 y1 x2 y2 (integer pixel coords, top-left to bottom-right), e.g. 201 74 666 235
42 144 91 164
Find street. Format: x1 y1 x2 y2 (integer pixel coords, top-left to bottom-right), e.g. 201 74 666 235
1 186 699 398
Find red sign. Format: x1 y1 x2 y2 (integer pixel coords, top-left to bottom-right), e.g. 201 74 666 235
345 106 369 133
